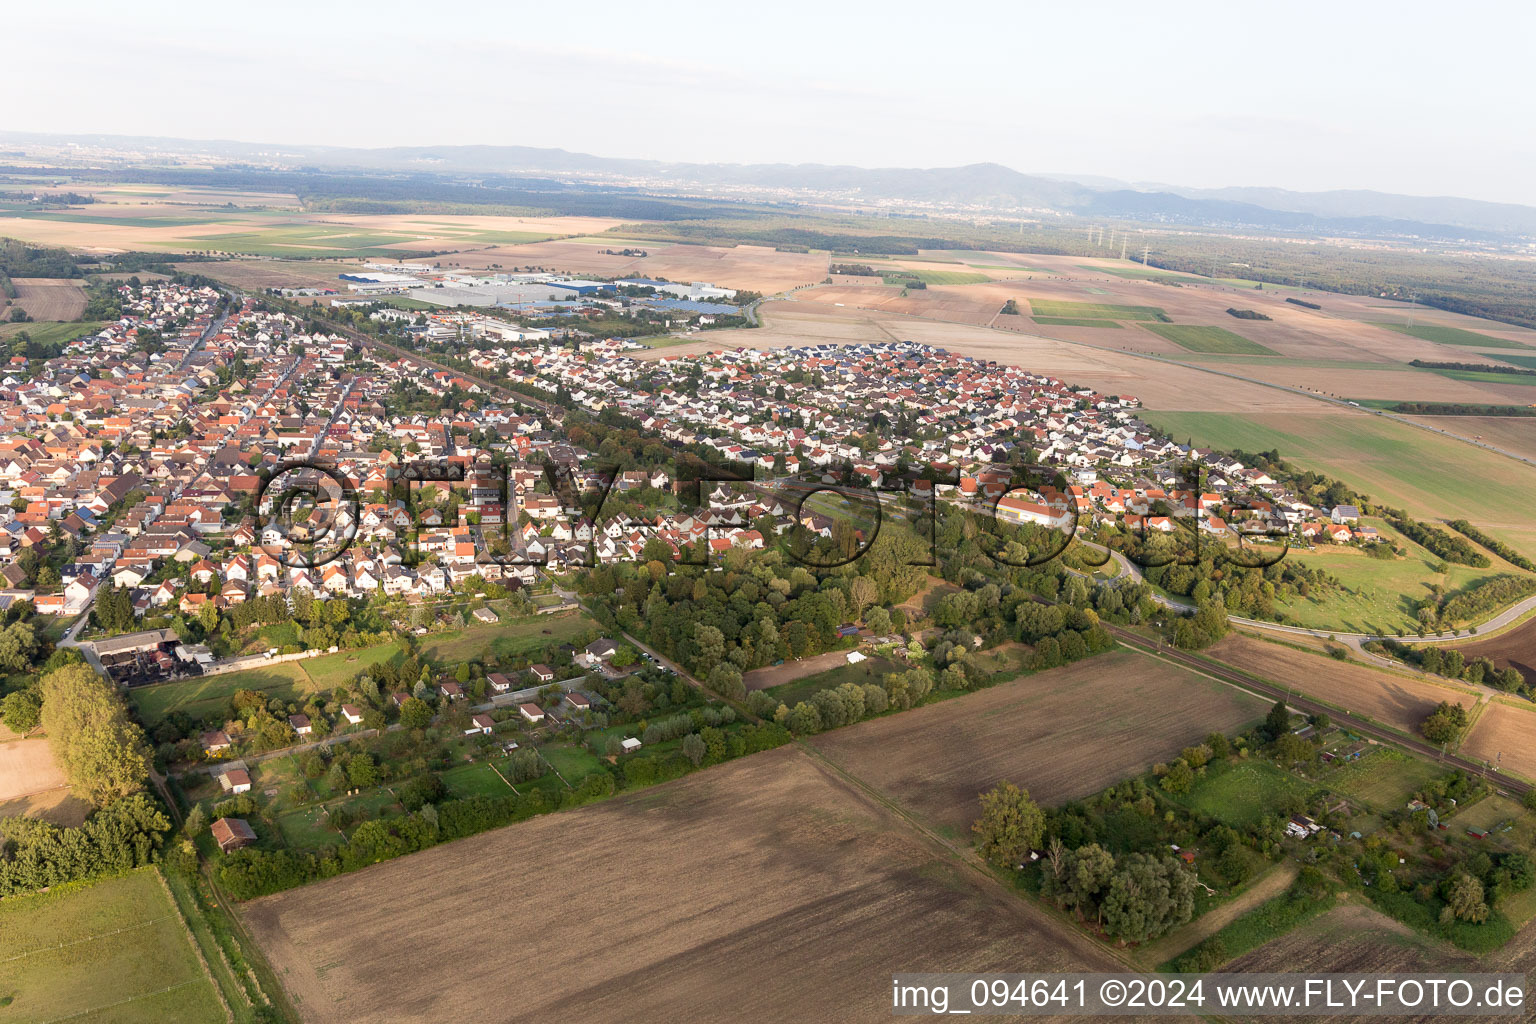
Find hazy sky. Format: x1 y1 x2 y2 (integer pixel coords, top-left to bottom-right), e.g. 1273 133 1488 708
13 0 1534 204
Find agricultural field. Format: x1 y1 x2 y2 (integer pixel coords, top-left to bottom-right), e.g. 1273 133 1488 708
243 744 1128 1024
1380 322 1527 349
807 648 1268 834
1204 634 1474 736
1450 615 1536 686
759 655 897 708
1026 298 1169 320
0 869 225 1024
1142 410 1536 559
1032 315 1123 327
880 268 989 286
1142 323 1277 356
1229 903 1476 976
417 609 597 665
1459 700 1536 782
7 277 86 320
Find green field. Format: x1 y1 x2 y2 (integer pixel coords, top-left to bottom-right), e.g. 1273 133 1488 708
1140 410 1536 560
130 662 314 726
0 210 228 228
196 224 422 258
538 743 607 784
441 761 514 799
1142 323 1277 355
1270 520 1510 633
298 641 404 689
1326 748 1444 811
1027 299 1169 321
1419 368 1536 387
1032 316 1124 328
1481 352 1536 369
1380 323 1530 350
0 320 105 346
418 610 597 665
1078 264 1188 282
1175 759 1312 827
0 869 225 1023
881 269 990 286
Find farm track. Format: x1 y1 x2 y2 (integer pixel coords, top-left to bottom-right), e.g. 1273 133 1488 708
1106 626 1530 797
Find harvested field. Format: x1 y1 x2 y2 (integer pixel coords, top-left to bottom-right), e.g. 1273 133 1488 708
179 259 365 291
0 734 66 803
1460 700 1536 782
1206 634 1473 735
807 648 1268 833
8 277 86 320
244 744 1130 1024
0 787 91 827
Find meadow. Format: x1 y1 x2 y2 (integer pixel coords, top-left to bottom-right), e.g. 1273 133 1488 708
131 662 315 726
0 870 225 1024
1032 315 1123 328
417 610 597 665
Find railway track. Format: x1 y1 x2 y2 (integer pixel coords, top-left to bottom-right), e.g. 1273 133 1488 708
1106 624 1531 799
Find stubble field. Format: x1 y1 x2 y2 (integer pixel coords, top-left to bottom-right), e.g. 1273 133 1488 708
1205 634 1474 735
807 648 1268 834
8 278 86 320
0 732 65 802
244 744 1132 1024
1459 699 1536 782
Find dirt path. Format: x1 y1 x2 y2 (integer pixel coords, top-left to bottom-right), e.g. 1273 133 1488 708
742 650 850 691
1137 860 1299 966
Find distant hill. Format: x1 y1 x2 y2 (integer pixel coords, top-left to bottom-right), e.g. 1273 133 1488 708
3 131 1533 239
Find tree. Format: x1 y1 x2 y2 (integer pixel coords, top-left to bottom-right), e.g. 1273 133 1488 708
1444 874 1489 924
681 733 706 767
1422 701 1468 745
972 780 1045 866
182 803 208 837
399 697 432 730
346 753 378 788
706 663 745 700
38 664 150 807
0 620 39 672
1160 759 1195 794
864 606 892 634
1265 700 1291 740
1101 854 1198 943
1 689 42 733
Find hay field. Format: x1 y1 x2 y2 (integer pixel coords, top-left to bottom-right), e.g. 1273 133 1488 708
1403 417 1536 460
1143 410 1536 558
244 744 1129 1024
8 278 86 320
1460 701 1536 781
0 733 65 802
1206 634 1473 735
808 648 1268 833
